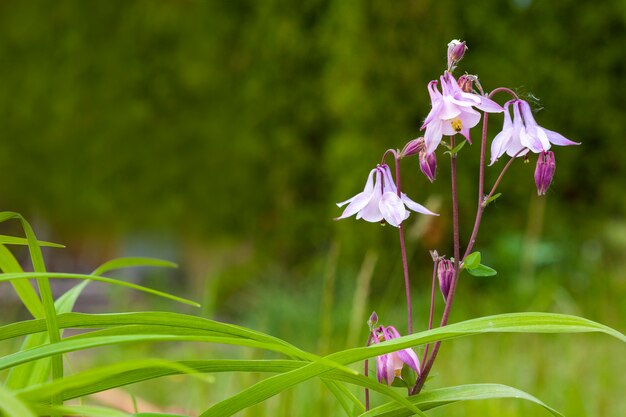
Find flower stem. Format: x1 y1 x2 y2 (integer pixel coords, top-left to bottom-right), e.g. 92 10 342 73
412 136 461 395
364 332 373 410
463 87 520 259
420 257 439 372
392 152 413 334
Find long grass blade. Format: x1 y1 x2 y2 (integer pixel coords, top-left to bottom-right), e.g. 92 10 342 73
0 385 37 417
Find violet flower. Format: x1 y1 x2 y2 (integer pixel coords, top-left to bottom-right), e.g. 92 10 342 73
437 258 454 301
336 164 437 227
535 151 556 195
372 325 421 386
419 150 437 183
490 99 579 164
421 72 503 154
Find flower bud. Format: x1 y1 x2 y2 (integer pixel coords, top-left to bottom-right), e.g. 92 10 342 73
447 39 467 71
419 151 437 183
399 137 425 158
368 311 379 329
437 259 454 301
457 74 475 93
535 151 556 195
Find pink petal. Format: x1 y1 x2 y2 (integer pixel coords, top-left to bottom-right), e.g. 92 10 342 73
424 120 443 154
402 194 438 216
379 192 406 227
335 191 373 220
396 348 421 375
490 128 513 165
475 95 504 113
542 127 580 146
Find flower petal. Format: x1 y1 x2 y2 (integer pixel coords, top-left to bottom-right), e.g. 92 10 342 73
424 120 443 154
490 128 513 165
396 348 421 375
379 192 406 227
542 127 580 146
401 194 438 216
475 95 504 113
335 191 373 220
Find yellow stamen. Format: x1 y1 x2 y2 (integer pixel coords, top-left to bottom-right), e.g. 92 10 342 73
451 118 463 132
395 368 402 377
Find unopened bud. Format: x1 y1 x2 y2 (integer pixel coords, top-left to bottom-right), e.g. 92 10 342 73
419 151 437 182
535 151 555 196
437 259 454 301
447 40 467 71
368 311 379 329
400 137 425 158
457 74 475 93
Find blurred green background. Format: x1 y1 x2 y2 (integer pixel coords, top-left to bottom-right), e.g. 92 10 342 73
0 0 624 415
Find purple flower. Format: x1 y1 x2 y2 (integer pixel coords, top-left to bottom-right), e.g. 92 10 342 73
535 151 556 195
490 100 579 164
336 164 437 227
372 325 421 385
421 72 503 154
419 150 437 183
437 258 454 301
447 39 467 71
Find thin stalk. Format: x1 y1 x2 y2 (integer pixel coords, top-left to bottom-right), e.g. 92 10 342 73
420 258 438 372
411 136 461 394
463 87 520 260
383 148 413 335
364 332 373 410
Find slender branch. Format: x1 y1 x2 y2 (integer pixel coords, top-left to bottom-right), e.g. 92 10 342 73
364 332 373 410
412 136 461 394
463 87 521 260
420 257 438 372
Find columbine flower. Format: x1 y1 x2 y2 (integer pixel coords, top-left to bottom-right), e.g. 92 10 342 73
490 99 579 164
336 164 437 227
372 325 420 386
421 72 503 154
535 151 556 195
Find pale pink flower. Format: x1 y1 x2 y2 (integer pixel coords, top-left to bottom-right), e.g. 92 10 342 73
336 164 437 227
372 325 421 386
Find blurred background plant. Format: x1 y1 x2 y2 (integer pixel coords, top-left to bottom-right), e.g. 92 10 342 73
0 0 624 415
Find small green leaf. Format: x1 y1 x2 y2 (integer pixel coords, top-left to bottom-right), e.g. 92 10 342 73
463 252 481 270
483 193 502 207
467 264 497 277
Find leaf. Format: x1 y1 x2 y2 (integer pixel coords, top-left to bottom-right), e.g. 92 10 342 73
0 234 65 248
463 252 481 270
33 405 132 417
0 272 200 307
361 383 563 416
197 312 625 417
445 139 467 157
467 264 497 277
483 192 502 206
0 385 37 417
91 257 177 276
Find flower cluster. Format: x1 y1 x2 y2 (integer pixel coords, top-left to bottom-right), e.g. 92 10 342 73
336 164 437 227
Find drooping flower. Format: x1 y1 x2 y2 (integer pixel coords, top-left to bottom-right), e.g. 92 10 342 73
490 99 579 164
336 164 437 227
535 151 556 195
372 325 421 386
421 72 503 154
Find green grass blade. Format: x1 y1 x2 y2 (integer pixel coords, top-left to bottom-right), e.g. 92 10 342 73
0 212 63 410
91 257 178 276
0 385 37 417
198 312 625 417
0 245 44 319
361 383 563 416
33 405 132 417
0 272 200 307
18 359 303 402
322 379 358 417
0 234 65 248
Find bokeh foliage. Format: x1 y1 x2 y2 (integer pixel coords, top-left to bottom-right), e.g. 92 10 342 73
0 0 624 303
